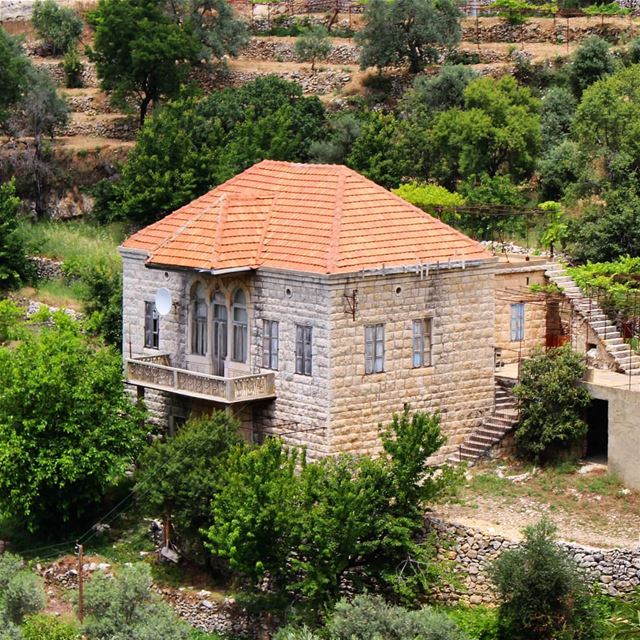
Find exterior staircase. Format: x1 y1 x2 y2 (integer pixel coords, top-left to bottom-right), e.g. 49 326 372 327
454 379 519 464
545 263 640 376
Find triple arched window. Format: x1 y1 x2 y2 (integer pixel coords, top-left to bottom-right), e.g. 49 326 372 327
190 284 248 369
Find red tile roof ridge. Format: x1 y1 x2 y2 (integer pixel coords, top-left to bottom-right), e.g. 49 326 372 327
326 169 347 274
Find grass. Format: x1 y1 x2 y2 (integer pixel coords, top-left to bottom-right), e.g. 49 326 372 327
20 220 126 271
19 280 88 309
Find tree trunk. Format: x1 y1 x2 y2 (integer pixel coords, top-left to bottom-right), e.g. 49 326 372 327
140 94 153 126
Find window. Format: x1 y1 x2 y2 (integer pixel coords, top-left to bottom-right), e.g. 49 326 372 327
232 288 248 362
144 301 159 349
191 283 208 355
262 320 279 370
365 324 384 374
295 325 312 375
511 303 525 341
413 318 432 367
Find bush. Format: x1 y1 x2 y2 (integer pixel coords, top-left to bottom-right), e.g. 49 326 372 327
21 614 81 640
31 0 83 55
0 554 45 626
62 47 83 88
628 37 640 64
80 259 122 348
0 300 24 343
490 518 601 640
0 179 32 290
513 346 591 462
446 605 499 640
82 563 190 640
325 595 468 639
569 36 613 97
606 587 640 638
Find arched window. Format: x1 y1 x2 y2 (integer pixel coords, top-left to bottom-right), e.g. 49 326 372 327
190 283 207 355
212 291 228 376
232 288 248 363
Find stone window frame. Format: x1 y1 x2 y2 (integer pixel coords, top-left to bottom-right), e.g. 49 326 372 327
412 316 434 368
190 281 208 356
262 319 279 370
144 301 160 349
295 324 313 376
364 323 385 374
510 302 525 342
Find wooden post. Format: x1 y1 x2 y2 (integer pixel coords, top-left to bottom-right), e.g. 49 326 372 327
77 544 84 624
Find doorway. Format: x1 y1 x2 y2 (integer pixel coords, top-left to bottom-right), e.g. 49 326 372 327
585 399 608 460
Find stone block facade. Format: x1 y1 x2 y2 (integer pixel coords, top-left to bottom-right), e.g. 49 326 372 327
122 247 497 460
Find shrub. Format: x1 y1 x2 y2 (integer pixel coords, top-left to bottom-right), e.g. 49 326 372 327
0 179 32 290
80 259 122 348
21 614 81 640
513 346 591 462
569 36 613 97
325 595 468 639
490 518 601 640
82 563 190 640
62 47 83 88
31 0 83 55
446 605 499 640
294 25 331 71
606 587 640 638
0 300 24 343
0 554 45 626
628 37 640 64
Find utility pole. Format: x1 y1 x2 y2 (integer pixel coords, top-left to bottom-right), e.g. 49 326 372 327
75 543 84 624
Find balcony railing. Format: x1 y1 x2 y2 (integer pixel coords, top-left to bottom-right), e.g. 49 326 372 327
125 355 276 404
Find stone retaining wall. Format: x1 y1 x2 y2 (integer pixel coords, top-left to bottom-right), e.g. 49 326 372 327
429 518 640 604
242 37 359 64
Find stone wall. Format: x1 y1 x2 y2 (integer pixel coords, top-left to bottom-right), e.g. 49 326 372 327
494 261 548 365
328 263 497 459
430 518 640 604
242 37 359 64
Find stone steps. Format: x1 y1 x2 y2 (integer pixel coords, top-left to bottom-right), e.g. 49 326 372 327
545 263 640 375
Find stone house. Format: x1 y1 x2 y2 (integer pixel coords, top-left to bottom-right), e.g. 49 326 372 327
120 160 498 460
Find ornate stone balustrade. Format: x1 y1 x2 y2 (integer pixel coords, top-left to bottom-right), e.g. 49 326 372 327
125 357 276 404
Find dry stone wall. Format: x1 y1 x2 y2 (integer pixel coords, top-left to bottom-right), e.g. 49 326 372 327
430 518 640 604
242 37 359 64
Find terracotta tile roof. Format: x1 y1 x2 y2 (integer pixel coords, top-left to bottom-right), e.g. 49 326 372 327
122 161 492 274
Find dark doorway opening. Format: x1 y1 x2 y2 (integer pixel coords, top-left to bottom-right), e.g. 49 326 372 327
585 399 608 460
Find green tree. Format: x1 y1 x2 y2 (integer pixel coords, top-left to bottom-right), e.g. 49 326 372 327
309 112 360 164
0 28 32 128
31 0 84 55
0 554 45 626
428 76 540 186
540 86 576 151
538 140 581 201
88 0 200 125
205 409 458 609
134 413 244 561
110 77 325 224
357 0 462 74
393 182 465 211
513 346 591 462
82 563 190 640
21 614 81 640
0 312 146 531
568 36 613 98
295 25 331 71
490 518 601 640
0 180 32 290
81 259 123 347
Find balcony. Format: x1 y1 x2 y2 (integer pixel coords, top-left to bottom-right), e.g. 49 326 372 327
125 354 276 404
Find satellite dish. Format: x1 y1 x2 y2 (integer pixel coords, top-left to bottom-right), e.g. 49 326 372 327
155 287 172 316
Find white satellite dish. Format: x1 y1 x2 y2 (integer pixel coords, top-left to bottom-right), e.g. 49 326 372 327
155 287 172 316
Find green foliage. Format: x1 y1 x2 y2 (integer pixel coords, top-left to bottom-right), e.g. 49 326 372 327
0 179 32 290
513 346 591 462
80 259 122 347
135 413 243 561
428 75 540 187
0 300 24 343
628 37 640 64
205 409 458 610
446 604 499 640
540 86 576 151
21 614 81 640
0 28 32 127
606 587 640 638
63 47 83 88
568 256 640 319
393 182 465 213
568 187 640 263
88 0 199 124
0 554 45 626
490 0 533 25
357 0 462 73
569 36 614 98
538 200 569 255
490 518 601 640
537 140 581 201
110 77 325 223
346 110 412 188
31 0 83 55
309 113 360 164
0 313 146 531
324 595 469 639
404 65 478 116
82 563 190 640
294 25 331 71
